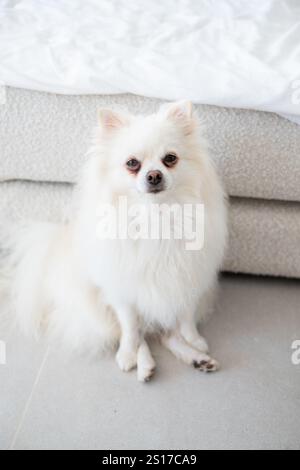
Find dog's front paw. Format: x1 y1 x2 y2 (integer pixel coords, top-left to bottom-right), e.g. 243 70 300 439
137 340 156 383
116 347 137 372
193 356 219 373
137 355 156 383
137 364 156 383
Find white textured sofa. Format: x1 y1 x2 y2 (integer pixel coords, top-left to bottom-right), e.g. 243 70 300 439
1 87 300 278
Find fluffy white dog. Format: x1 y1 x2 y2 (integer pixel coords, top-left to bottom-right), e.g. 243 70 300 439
1 101 227 382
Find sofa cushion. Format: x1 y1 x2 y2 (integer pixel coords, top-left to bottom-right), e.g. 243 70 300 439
0 87 300 202
1 180 300 278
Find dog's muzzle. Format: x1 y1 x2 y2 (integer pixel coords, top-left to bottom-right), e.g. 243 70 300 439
145 170 165 193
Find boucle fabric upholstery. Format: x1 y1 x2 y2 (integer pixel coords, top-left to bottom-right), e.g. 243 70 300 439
1 181 299 278
1 87 300 202
225 198 300 278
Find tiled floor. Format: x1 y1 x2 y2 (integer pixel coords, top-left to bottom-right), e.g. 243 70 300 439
1 274 300 450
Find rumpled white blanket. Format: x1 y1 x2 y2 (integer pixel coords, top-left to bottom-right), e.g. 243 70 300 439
0 0 300 122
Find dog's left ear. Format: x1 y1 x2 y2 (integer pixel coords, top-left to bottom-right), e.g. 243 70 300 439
161 100 195 135
98 108 130 132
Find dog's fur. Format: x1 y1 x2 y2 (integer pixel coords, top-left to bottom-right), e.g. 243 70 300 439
0 101 227 381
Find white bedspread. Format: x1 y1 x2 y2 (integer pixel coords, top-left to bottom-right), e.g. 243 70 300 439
0 0 300 122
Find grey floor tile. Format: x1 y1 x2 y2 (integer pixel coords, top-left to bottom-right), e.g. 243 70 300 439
0 327 48 450
5 275 300 449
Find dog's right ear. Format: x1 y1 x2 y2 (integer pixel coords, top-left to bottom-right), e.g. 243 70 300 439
160 100 195 136
98 108 130 132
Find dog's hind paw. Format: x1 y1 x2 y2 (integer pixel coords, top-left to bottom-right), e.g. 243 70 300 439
193 357 219 373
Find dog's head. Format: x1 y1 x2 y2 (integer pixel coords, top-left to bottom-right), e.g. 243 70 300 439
96 101 205 199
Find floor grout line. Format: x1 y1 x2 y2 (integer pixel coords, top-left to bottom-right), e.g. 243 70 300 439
8 345 50 450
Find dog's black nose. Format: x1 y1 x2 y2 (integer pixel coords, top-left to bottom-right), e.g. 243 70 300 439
146 170 163 186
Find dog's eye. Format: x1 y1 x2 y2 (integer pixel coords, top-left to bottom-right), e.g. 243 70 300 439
162 154 178 167
126 158 141 172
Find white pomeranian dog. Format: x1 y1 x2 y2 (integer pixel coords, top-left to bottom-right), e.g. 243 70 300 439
1 100 227 382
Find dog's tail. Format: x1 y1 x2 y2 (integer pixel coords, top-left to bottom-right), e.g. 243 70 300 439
0 220 61 337
0 220 120 353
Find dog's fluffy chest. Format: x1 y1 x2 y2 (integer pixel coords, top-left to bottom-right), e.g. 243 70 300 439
84 235 211 328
